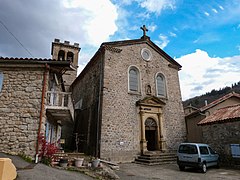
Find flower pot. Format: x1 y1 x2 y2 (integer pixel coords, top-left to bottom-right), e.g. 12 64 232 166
75 158 84 167
91 159 100 168
59 159 68 167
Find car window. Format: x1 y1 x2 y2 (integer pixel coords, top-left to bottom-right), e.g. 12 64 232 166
199 146 209 155
179 145 197 154
208 146 216 154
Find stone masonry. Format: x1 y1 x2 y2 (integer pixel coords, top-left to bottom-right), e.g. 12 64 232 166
100 42 186 162
0 67 47 158
72 37 186 162
202 121 240 166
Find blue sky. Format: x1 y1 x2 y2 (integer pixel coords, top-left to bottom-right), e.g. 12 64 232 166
0 0 239 100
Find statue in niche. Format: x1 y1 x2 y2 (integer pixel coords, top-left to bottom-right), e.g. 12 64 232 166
146 84 152 95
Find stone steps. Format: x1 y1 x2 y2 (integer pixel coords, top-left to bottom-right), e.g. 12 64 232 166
135 152 177 166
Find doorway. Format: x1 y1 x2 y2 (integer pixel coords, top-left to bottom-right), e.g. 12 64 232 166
145 118 157 151
145 129 156 151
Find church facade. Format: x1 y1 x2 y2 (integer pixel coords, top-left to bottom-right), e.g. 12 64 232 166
71 28 186 162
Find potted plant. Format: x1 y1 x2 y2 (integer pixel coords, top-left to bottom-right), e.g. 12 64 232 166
74 157 84 167
91 157 100 168
59 158 68 167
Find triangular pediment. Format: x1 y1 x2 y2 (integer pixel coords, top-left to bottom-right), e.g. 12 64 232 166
136 96 166 107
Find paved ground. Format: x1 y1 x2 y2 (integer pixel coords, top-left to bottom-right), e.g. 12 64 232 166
1 152 240 179
116 163 240 180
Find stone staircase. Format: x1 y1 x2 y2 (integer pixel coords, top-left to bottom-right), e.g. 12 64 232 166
135 151 177 165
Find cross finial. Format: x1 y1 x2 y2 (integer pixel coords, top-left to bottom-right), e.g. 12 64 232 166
140 25 148 36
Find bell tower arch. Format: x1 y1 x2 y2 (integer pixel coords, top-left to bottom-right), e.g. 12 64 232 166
51 39 81 90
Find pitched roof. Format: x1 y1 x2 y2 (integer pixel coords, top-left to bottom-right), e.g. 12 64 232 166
198 104 240 125
101 37 182 69
200 92 240 112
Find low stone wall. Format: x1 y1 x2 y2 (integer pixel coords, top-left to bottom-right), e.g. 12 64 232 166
202 121 240 167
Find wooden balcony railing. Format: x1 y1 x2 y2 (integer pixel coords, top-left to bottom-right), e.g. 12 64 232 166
46 91 72 108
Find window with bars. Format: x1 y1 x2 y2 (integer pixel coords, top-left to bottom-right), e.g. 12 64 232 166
156 74 166 97
129 67 140 92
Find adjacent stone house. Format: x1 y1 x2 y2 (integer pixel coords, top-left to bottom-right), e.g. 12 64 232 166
0 39 80 160
71 30 186 162
185 92 240 143
198 104 240 166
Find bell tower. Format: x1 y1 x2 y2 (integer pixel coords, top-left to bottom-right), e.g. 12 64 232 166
51 38 80 90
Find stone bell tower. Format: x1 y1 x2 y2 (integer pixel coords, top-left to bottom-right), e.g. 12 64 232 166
51 39 80 90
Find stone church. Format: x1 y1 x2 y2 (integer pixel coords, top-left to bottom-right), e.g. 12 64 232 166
71 26 186 162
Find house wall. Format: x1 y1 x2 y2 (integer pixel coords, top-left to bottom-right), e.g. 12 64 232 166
100 43 186 162
202 121 240 166
186 114 205 143
71 53 103 156
205 97 240 116
0 67 47 158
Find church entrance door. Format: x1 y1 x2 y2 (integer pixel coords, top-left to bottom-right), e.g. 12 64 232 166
145 129 156 151
145 118 157 151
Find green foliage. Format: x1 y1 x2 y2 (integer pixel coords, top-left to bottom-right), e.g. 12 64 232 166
41 157 52 166
18 153 32 163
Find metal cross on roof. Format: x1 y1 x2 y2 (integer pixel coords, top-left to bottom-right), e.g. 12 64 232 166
140 25 148 36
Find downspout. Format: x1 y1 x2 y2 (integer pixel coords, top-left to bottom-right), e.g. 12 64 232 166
35 63 49 163
96 48 104 158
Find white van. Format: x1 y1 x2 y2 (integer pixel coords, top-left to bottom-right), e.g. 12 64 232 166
177 143 219 173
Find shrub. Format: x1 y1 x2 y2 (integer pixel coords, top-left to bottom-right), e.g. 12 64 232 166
38 133 58 165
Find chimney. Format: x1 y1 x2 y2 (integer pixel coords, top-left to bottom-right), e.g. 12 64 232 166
205 100 208 106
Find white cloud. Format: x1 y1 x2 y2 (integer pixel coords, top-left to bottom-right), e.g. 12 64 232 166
62 0 118 46
148 24 157 32
219 5 224 10
155 34 169 49
212 8 218 13
169 32 177 37
175 49 240 100
139 0 175 15
204 12 210 16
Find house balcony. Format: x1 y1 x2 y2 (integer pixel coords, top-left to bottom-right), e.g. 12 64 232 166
46 91 74 125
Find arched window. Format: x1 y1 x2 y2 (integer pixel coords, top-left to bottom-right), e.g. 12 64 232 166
67 52 74 62
58 50 65 60
156 73 166 97
129 66 140 92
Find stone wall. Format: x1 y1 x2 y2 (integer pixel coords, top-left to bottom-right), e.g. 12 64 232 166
100 43 186 162
0 67 46 158
71 53 102 156
202 121 240 166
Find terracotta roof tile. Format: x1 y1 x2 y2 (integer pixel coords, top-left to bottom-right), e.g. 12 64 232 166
198 104 240 125
0 57 57 61
200 92 240 112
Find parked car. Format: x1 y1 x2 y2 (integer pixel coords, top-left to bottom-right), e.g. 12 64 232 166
177 143 219 173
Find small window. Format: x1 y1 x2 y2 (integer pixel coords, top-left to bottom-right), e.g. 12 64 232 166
156 73 166 97
199 146 209 155
0 72 3 92
129 67 140 92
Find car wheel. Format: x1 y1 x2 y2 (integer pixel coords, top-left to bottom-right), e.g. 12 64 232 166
179 165 185 171
201 163 207 173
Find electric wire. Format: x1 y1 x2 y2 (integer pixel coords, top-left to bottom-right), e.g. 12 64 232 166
0 18 34 57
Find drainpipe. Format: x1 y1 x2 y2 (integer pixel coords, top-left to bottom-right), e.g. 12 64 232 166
35 63 49 163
